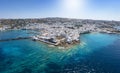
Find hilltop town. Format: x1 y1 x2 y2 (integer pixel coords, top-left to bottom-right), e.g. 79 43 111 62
0 18 120 48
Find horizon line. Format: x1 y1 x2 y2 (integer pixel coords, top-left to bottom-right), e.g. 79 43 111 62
0 17 119 22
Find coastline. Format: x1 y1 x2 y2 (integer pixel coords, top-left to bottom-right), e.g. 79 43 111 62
0 18 120 48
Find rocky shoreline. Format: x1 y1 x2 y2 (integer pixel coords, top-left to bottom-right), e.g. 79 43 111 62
0 18 120 48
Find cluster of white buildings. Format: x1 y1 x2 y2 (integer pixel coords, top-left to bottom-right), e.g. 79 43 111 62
23 22 117 46
29 23 102 46
0 25 10 31
30 24 81 45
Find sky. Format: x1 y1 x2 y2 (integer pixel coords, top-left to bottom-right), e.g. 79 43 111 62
0 0 120 20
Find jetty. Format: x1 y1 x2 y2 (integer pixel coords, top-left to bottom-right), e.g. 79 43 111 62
0 37 31 42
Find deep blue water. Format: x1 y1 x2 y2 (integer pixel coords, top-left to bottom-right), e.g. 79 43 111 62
0 30 120 73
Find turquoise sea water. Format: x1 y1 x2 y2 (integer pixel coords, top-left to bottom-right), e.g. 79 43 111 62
0 30 120 73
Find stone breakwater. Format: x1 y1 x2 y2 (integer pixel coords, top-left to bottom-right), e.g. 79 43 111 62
0 37 31 42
